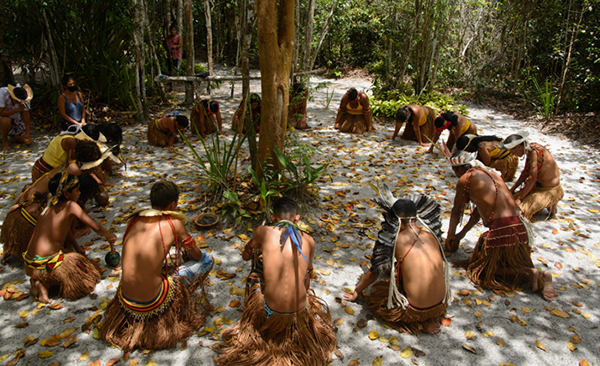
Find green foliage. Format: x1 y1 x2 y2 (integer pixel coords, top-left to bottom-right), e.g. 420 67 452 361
531 77 555 121
274 145 328 195
247 165 281 219
370 91 468 118
222 190 251 225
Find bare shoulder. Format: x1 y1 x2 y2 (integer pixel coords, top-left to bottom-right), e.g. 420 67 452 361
301 231 315 246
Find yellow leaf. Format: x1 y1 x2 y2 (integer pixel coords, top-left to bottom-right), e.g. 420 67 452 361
399 347 412 359
474 311 482 318
465 330 475 340
92 328 100 339
0 354 9 363
571 336 582 344
345 307 355 315
482 299 492 306
581 313 592 319
587 208 599 213
499 364 515 366
372 356 382 366
475 298 483 305
483 331 494 338
80 351 90 361
19 309 29 318
326 259 334 267
552 309 571 318
368 331 379 340
342 287 354 294
521 307 534 314
38 351 54 358
348 361 360 366
389 336 398 346
22 336 36 344
497 338 505 347
462 298 472 306
223 228 232 234
567 342 577 352
517 318 527 326
580 360 590 366
535 340 546 351
129 360 139 366
146 361 157 366
333 318 344 326
462 344 477 354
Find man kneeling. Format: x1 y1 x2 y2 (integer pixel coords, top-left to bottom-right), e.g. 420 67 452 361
214 197 337 366
23 173 115 303
100 181 213 351
344 189 450 334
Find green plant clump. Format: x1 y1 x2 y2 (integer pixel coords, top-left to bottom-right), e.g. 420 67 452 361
370 91 468 119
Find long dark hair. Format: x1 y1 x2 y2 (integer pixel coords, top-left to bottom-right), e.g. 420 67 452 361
456 135 502 152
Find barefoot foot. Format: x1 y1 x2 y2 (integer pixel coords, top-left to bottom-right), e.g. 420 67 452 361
34 280 52 304
541 271 556 301
423 321 441 334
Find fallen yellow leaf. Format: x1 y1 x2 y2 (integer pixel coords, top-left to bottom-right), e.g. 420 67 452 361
567 342 577 351
483 331 494 338
552 309 571 318
80 351 90 361
400 347 412 358
465 330 475 340
497 339 506 347
372 356 382 366
345 307 355 315
535 340 546 351
368 331 379 340
571 336 582 344
38 351 54 358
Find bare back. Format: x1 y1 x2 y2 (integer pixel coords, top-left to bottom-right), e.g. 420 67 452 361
26 201 79 258
460 168 520 225
529 145 561 188
120 216 183 302
395 228 445 308
255 225 315 313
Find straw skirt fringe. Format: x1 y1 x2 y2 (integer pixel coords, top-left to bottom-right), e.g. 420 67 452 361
516 184 564 220
365 280 447 335
214 283 337 366
100 276 206 351
26 252 101 300
400 106 436 142
335 114 367 134
1 208 39 262
148 119 175 147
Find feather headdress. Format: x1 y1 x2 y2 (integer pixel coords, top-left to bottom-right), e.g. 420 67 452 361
370 182 451 309
498 131 530 151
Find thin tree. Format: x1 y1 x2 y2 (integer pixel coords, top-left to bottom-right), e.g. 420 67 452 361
256 0 295 177
309 0 337 70
204 0 214 76
184 0 194 105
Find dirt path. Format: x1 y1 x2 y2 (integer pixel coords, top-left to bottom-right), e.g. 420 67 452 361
0 72 599 365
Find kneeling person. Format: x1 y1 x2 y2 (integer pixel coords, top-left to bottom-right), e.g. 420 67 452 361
215 197 337 366
100 181 213 351
344 188 450 334
23 173 115 303
444 150 555 301
147 114 188 152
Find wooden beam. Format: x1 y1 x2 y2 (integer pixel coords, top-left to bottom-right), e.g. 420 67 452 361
154 67 326 83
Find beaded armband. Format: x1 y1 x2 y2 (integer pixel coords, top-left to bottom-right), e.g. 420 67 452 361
182 236 196 250
307 265 315 279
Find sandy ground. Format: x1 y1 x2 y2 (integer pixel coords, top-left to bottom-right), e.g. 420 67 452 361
0 71 599 366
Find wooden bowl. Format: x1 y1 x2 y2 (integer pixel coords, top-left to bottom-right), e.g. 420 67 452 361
193 213 219 229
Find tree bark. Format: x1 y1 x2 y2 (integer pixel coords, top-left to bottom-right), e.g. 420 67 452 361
133 0 148 122
41 8 61 89
301 0 315 72
290 0 300 82
0 9 15 86
555 4 585 114
256 0 295 177
184 0 195 105
204 0 214 76
143 0 165 95
309 0 337 70
241 0 258 171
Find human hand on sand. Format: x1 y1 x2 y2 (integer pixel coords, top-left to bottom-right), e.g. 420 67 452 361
444 236 460 252
343 291 360 302
168 146 175 153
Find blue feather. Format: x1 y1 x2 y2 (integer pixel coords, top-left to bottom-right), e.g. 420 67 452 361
275 221 309 263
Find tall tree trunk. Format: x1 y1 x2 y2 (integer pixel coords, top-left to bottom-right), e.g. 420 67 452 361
176 0 183 32
204 0 214 76
301 0 315 72
555 5 585 113
398 0 421 85
309 0 337 70
290 0 300 82
256 0 295 177
144 0 165 95
41 8 61 88
164 0 173 73
184 0 195 105
242 0 258 171
0 10 15 86
134 0 148 121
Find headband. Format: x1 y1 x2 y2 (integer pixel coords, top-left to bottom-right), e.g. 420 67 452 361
448 151 478 167
498 132 530 150
460 134 478 151
42 167 79 216
435 118 451 133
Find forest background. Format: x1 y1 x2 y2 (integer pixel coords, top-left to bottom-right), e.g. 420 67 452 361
0 0 598 134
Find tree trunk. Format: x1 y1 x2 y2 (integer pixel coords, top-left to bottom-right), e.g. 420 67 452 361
309 0 337 70
41 8 61 88
256 0 295 177
176 0 183 32
134 0 148 122
204 0 214 76
301 0 315 72
164 0 173 73
386 4 397 84
242 0 258 171
184 0 195 105
144 0 165 95
290 0 300 82
0 9 15 86
555 5 585 113
398 0 421 86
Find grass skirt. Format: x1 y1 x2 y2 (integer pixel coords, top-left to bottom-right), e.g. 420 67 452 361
335 114 367 134
147 119 175 147
214 282 338 366
400 106 436 142
456 216 535 292
516 184 564 220
365 280 447 335
25 252 101 300
190 104 217 136
1 207 40 262
100 276 206 351
490 154 519 182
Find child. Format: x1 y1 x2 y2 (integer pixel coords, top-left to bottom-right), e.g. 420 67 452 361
23 173 116 303
147 114 188 152
101 180 213 350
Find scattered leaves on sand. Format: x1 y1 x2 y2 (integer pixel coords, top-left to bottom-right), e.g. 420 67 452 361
552 309 571 318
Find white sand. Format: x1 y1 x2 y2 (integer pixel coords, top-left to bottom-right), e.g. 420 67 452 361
0 73 599 366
